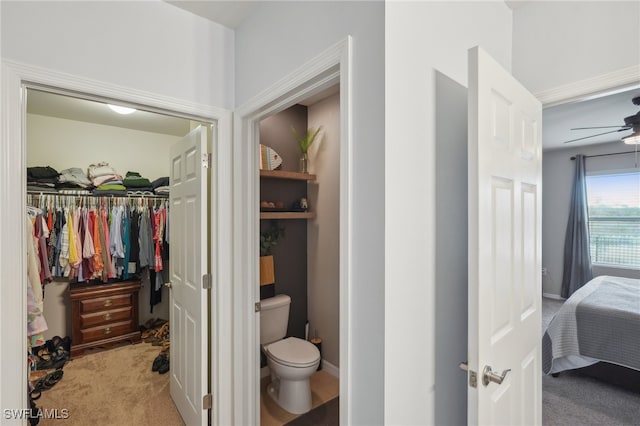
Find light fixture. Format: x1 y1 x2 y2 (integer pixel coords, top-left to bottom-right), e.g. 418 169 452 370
107 104 136 115
622 129 640 145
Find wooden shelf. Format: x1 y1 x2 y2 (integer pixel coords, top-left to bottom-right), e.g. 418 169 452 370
260 170 316 181
260 211 316 220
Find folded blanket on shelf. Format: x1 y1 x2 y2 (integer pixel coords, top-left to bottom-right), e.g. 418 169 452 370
27 166 59 181
123 171 153 188
88 162 118 179
57 167 92 188
152 177 169 189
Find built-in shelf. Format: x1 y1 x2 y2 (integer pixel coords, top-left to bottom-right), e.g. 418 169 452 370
259 211 316 220
259 170 316 181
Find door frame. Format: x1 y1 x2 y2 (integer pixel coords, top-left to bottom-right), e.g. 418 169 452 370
0 59 234 425
232 37 352 425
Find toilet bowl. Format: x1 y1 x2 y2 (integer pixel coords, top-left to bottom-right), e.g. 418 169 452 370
263 337 321 414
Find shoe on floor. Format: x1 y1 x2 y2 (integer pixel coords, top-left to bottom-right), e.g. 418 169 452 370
152 354 166 372
158 357 170 374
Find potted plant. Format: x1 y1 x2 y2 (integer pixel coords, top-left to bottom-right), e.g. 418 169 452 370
291 126 322 173
259 224 284 285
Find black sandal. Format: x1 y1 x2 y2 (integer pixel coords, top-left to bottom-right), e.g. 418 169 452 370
30 369 64 400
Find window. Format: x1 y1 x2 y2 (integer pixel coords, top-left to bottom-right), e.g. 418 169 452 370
586 171 640 268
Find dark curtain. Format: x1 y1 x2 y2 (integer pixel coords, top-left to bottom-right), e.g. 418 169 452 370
561 154 593 298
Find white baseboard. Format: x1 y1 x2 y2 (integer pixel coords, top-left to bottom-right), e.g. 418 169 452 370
543 292 565 300
321 360 339 378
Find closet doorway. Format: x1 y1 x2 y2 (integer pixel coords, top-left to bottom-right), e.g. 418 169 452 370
24 87 214 425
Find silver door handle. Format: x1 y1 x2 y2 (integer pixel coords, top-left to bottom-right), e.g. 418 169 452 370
164 282 172 289
482 365 511 386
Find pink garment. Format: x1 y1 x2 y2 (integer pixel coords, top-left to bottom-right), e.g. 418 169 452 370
154 209 164 272
34 214 52 284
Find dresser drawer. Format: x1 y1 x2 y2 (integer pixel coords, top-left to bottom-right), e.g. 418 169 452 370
80 321 134 344
80 293 132 314
80 307 133 329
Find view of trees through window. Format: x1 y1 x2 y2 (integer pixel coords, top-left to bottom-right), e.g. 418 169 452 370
586 172 640 268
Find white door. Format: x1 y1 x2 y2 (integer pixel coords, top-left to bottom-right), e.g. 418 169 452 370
467 46 542 425
169 126 209 426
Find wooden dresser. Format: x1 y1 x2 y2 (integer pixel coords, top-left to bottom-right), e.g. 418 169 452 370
69 280 142 357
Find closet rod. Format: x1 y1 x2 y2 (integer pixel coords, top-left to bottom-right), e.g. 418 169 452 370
26 191 169 200
570 150 637 160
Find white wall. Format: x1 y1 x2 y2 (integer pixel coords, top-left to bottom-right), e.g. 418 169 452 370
1 0 234 109
236 2 384 423
307 92 340 369
1 1 234 417
512 1 640 94
386 2 512 424
542 142 640 297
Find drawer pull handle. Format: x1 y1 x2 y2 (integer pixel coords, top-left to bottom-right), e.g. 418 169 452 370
103 300 113 307
104 327 112 335
103 313 112 321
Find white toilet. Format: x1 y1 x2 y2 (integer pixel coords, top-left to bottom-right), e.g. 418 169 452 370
260 294 321 414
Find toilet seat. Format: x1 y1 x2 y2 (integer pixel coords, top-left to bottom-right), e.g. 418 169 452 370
265 337 320 368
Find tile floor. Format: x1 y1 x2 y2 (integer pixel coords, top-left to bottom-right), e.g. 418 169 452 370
260 370 339 426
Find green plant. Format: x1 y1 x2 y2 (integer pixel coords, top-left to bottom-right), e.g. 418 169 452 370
291 126 322 154
260 224 285 256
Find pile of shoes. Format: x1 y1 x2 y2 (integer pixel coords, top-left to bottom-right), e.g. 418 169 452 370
29 336 71 401
140 318 170 374
140 318 169 345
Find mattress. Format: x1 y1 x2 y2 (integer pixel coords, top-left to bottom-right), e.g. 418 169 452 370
542 275 640 375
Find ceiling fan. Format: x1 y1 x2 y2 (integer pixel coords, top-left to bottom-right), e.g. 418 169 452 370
563 95 640 145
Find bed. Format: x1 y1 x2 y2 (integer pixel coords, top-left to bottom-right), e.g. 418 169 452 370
542 275 640 375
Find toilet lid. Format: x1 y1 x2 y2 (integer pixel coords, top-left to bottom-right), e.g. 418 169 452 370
265 337 320 367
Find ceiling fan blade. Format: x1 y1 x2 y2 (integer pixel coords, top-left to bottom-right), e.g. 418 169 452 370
571 125 630 130
563 129 629 144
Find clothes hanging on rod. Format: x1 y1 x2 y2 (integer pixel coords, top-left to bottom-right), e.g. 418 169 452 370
26 193 170 313
25 211 48 349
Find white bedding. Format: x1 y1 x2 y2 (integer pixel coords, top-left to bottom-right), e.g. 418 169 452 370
542 275 640 375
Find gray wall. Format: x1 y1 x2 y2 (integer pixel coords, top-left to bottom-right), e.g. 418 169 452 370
542 142 640 297
512 1 640 94
236 3 385 423
307 92 341 368
434 72 468 426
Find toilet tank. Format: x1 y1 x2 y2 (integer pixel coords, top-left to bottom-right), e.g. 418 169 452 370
260 294 291 345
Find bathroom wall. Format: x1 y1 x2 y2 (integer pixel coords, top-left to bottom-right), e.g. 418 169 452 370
307 92 340 369
259 105 309 338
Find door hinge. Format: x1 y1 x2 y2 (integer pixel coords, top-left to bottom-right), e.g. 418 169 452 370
255 302 261 312
203 393 212 410
202 273 212 289
202 153 212 168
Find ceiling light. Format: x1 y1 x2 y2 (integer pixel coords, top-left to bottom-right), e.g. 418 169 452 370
107 104 136 115
622 130 640 145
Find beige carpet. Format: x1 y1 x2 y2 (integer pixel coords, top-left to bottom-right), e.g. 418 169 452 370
35 343 184 426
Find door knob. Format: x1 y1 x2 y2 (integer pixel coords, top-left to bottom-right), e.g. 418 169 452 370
482 365 511 386
164 282 172 289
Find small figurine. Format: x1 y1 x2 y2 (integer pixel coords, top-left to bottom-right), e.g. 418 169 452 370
292 197 308 211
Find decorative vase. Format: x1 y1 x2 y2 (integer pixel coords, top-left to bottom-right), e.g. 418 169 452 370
259 255 275 285
299 152 309 174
